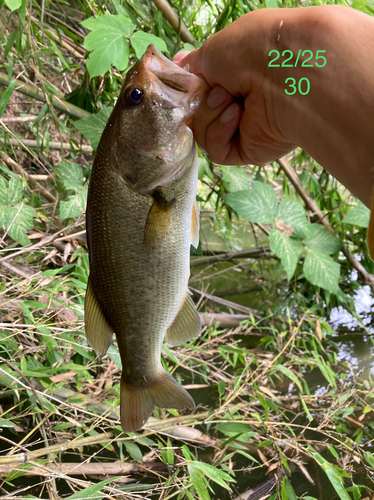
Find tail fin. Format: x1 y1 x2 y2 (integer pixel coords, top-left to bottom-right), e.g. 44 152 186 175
120 370 195 432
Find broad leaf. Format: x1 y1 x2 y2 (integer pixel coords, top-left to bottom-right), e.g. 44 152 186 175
4 0 22 11
74 107 113 149
304 248 340 293
305 224 342 255
221 166 251 192
7 176 23 206
81 14 135 35
83 15 135 77
55 162 84 192
224 181 277 224
4 203 36 246
60 185 88 219
131 31 167 59
269 228 303 280
277 199 312 238
313 453 351 500
344 201 370 228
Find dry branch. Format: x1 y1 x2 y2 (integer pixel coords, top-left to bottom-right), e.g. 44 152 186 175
151 0 195 44
199 313 254 329
191 287 263 318
278 157 374 291
1 137 93 152
191 246 272 267
0 461 165 477
0 72 90 120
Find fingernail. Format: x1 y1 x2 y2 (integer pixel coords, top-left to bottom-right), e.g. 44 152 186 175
207 86 229 109
220 103 239 125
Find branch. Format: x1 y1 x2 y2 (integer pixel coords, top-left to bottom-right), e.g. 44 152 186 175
0 73 91 120
191 287 263 318
199 313 255 329
1 137 92 152
151 0 195 45
278 157 374 291
191 246 272 267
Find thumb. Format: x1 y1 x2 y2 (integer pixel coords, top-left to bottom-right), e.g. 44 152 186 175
172 48 203 77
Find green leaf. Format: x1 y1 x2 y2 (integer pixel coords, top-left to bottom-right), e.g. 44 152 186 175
364 451 374 468
281 477 297 500
305 224 342 255
74 107 113 149
82 15 135 77
0 417 17 427
86 32 129 77
0 175 8 205
344 201 370 228
4 0 21 11
303 248 340 293
55 162 84 192
0 79 16 118
81 14 135 35
224 181 277 224
60 185 88 219
124 441 143 462
65 477 120 499
221 166 251 192
274 364 303 393
313 453 351 500
188 464 210 500
269 229 303 280
7 176 23 205
193 461 234 490
277 199 312 238
5 203 36 246
130 31 167 59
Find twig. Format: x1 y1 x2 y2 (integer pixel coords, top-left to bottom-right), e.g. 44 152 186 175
278 157 374 291
0 461 165 477
1 137 93 152
190 287 263 317
0 72 91 120
190 246 272 267
1 116 37 123
199 313 254 329
151 0 195 44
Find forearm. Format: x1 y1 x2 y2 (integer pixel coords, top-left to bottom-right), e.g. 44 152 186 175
263 6 374 206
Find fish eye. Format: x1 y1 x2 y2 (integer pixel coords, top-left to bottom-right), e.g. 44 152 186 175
125 87 144 106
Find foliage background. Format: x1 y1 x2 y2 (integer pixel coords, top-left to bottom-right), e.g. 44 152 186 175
0 0 374 499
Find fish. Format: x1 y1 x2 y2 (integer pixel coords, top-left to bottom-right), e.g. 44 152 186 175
84 44 208 433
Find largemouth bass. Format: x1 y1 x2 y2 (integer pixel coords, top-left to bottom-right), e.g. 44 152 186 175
84 45 208 432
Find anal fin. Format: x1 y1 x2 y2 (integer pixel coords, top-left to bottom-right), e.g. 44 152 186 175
144 192 175 246
191 199 200 249
165 291 201 346
84 276 113 355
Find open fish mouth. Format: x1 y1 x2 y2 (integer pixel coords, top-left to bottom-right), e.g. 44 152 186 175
142 44 209 112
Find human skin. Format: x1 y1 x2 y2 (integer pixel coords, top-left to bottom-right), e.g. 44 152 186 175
173 6 374 207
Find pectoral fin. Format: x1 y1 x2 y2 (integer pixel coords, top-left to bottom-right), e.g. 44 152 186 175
165 291 201 346
191 199 200 249
84 276 113 355
368 189 374 259
144 193 175 246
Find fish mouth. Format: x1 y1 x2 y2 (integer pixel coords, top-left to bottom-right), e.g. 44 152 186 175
142 44 209 113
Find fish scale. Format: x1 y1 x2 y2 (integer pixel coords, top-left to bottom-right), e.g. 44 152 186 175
84 45 208 432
